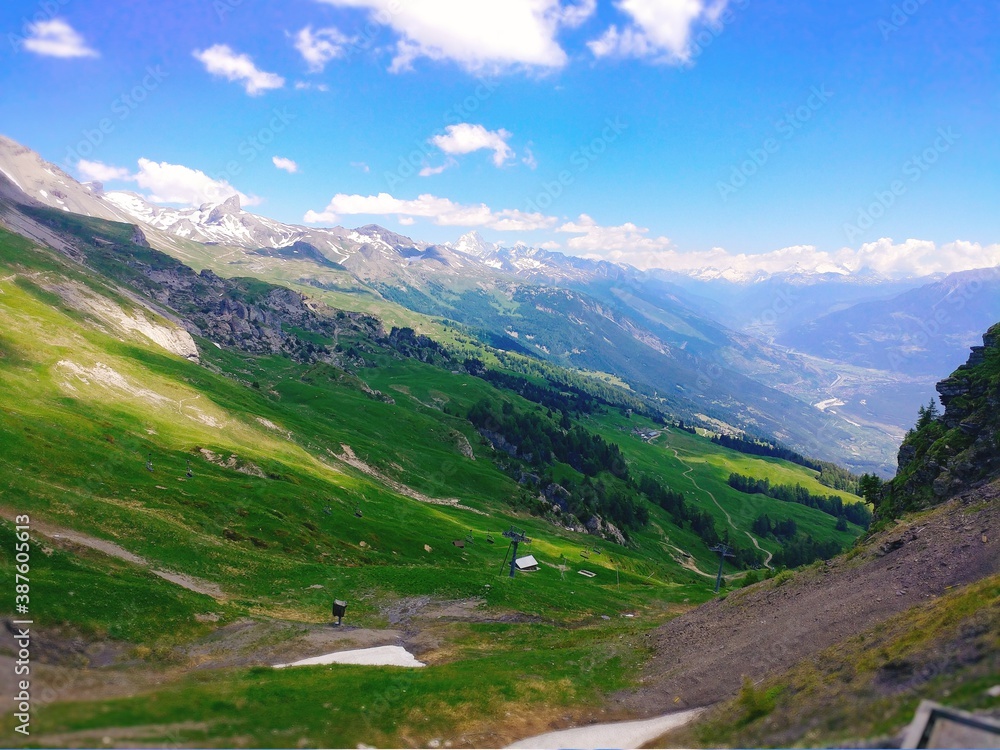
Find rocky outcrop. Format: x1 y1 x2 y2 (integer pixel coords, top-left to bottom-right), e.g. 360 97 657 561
130 225 149 247
49 281 199 362
206 195 241 224
890 323 1000 513
585 514 627 545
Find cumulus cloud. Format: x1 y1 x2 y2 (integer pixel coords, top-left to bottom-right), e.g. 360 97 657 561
77 160 131 183
837 239 1000 278
318 0 596 72
558 0 598 27
192 44 285 95
272 156 299 173
589 0 729 64
294 26 356 72
430 123 514 167
23 18 98 58
76 157 256 207
612 238 1000 276
304 192 556 231
133 158 258 206
558 214 673 264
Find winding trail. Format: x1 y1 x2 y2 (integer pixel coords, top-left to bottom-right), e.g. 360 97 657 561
668 447 774 570
0 509 225 599
651 522 716 578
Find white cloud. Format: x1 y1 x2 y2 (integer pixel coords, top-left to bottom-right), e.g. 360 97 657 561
23 19 98 58
350 161 371 173
77 157 257 207
305 192 556 231
418 159 456 177
294 26 355 73
558 0 598 27
319 0 596 72
558 214 673 264
430 123 514 167
614 238 1000 277
133 158 258 206
77 160 131 183
589 0 729 64
838 238 1000 278
521 144 538 170
398 216 416 226
192 44 285 95
295 80 331 91
539 240 562 250
272 156 299 173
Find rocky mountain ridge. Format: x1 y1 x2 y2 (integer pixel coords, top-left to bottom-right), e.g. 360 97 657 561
886 322 1000 518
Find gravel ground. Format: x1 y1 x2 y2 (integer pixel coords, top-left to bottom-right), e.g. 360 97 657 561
617 484 1000 714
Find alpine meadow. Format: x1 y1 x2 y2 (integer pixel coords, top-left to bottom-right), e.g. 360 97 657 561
0 2 997 749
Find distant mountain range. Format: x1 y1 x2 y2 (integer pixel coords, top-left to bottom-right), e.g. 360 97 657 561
3 133 999 475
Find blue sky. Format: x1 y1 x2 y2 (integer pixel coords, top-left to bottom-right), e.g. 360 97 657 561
1 0 998 274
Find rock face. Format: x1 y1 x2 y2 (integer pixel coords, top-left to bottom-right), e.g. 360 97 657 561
891 323 1000 512
49 281 200 362
22 203 386 364
584 514 627 545
206 195 241 224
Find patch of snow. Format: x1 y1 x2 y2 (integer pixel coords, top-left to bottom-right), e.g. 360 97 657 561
506 708 705 750
274 645 425 669
0 166 22 190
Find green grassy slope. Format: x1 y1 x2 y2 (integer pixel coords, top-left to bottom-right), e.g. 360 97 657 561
0 221 868 747
583 412 866 565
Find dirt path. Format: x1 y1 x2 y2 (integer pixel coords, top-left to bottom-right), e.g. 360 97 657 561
330 444 487 515
651 522 715 579
669 447 773 569
0 509 224 599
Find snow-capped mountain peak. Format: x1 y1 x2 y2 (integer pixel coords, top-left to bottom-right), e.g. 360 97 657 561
206 194 241 223
451 231 500 260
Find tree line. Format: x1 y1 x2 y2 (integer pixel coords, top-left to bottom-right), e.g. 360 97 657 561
729 473 872 528
712 434 860 494
466 398 762 567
